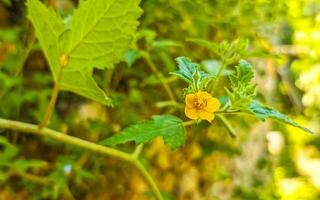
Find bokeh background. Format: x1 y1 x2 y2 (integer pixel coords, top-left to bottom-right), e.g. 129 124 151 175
1 0 320 199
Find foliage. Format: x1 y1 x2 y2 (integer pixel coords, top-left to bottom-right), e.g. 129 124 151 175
101 115 185 150
225 59 256 108
248 101 314 134
27 0 142 105
0 0 319 199
171 56 212 92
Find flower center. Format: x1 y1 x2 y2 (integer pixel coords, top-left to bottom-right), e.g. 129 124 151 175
193 98 207 110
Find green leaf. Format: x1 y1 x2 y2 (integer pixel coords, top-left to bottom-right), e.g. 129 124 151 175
27 0 65 81
13 159 47 173
226 59 256 107
248 101 314 134
233 59 254 84
172 57 199 83
187 38 249 63
0 136 18 164
124 49 141 67
100 115 185 149
27 0 142 105
172 57 213 91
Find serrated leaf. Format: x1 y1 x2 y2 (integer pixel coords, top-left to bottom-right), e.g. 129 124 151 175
27 0 142 105
100 115 185 149
172 57 213 91
187 38 249 63
227 60 256 106
172 57 199 83
235 59 254 83
27 0 65 81
248 101 313 134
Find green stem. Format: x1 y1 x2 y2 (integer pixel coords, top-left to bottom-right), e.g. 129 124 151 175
0 24 36 100
38 81 60 129
210 62 227 93
0 118 163 200
216 114 237 138
14 23 36 76
215 110 241 114
133 160 164 200
142 52 176 102
132 144 144 159
39 59 65 129
182 120 197 127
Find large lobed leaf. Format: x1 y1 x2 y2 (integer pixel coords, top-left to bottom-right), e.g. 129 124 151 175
27 0 142 105
27 0 65 80
100 115 185 150
248 101 314 134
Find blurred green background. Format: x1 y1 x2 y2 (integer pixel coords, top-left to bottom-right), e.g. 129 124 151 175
0 0 320 199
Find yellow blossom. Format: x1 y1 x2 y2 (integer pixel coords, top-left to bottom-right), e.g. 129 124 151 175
185 91 220 122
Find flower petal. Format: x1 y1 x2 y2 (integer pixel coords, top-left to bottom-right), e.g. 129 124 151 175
185 93 197 108
197 91 212 99
198 110 215 122
205 97 221 112
185 107 199 120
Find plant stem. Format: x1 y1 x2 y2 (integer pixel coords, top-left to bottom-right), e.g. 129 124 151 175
0 25 35 100
215 110 241 114
39 59 65 129
133 160 164 200
0 118 163 200
38 81 60 129
216 114 237 138
182 120 197 127
132 144 144 159
210 62 226 93
14 23 36 76
142 52 176 102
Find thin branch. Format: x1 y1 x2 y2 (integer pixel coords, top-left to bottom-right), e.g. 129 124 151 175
132 144 144 159
39 54 66 129
217 114 237 138
182 120 197 127
38 81 60 129
141 52 176 102
210 62 227 93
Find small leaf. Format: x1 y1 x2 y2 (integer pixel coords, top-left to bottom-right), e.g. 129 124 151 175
248 101 314 134
187 38 249 63
172 57 213 91
0 136 18 163
171 57 199 83
124 49 141 67
202 60 233 77
13 159 47 173
227 60 256 106
100 115 185 149
235 59 254 83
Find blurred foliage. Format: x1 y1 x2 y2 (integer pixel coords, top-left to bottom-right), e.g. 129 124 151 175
0 0 320 199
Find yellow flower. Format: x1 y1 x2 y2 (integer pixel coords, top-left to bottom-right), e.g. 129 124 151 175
185 91 220 122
